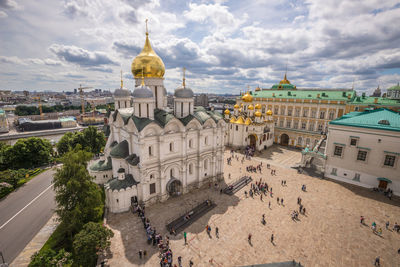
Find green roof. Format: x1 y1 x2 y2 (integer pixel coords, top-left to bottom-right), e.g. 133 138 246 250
90 156 112 171
349 96 400 105
125 153 140 166
105 174 139 191
252 89 355 101
387 83 400 91
110 140 129 158
329 108 400 132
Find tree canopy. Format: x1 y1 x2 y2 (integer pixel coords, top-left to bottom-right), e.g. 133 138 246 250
53 148 103 241
56 126 106 155
1 137 53 170
72 222 113 267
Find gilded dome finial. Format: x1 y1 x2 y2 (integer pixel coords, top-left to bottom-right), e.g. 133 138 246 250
141 67 145 86
145 18 148 35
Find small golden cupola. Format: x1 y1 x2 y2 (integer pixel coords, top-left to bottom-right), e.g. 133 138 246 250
241 92 253 102
224 109 230 115
279 73 290 85
255 103 261 109
234 104 239 109
248 104 254 110
266 109 273 115
131 20 165 78
255 111 262 117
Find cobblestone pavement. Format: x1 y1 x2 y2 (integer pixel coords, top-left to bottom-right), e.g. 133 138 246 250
105 146 400 267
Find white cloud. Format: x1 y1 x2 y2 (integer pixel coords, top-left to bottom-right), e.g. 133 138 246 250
0 10 7 17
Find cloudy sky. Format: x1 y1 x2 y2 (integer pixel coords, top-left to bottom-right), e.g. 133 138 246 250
1 0 400 94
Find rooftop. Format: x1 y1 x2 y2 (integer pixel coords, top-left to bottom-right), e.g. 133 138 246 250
329 108 400 132
251 89 356 101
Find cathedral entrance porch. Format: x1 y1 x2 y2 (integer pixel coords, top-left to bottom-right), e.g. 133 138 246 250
280 133 289 146
166 178 183 197
248 134 257 149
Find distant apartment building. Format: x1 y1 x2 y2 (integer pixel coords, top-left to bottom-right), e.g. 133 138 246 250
324 109 400 196
0 109 9 133
195 94 209 107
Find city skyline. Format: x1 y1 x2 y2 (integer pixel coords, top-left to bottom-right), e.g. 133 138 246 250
1 0 400 94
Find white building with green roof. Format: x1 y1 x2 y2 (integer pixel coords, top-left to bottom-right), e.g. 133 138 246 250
325 108 400 195
89 29 225 213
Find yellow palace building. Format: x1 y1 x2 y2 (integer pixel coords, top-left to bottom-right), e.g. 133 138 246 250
235 76 400 149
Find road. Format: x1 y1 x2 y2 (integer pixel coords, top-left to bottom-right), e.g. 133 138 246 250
0 168 56 264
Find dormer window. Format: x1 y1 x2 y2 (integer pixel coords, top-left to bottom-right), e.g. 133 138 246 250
378 120 390 125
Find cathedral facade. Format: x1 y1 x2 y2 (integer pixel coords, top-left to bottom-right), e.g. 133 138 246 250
89 29 225 213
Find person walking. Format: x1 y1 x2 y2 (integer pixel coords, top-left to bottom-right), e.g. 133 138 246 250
139 250 143 259
277 197 280 204
386 221 389 229
281 198 284 205
189 259 194 267
178 256 182 267
216 227 219 238
269 201 271 209
248 233 252 244
271 234 274 244
184 231 187 245
374 256 380 266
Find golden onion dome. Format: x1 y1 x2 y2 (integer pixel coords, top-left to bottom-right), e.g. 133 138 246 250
234 104 239 109
255 86 261 91
266 109 273 115
255 103 261 109
279 73 291 85
248 104 254 110
255 111 262 117
131 31 165 78
241 92 253 102
224 109 230 115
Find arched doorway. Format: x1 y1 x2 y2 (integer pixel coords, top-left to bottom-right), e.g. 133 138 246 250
166 178 182 197
249 134 257 148
280 134 289 146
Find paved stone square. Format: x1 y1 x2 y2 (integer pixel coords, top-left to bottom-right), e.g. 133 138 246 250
105 145 400 267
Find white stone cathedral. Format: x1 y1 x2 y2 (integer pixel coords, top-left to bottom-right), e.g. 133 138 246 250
89 28 226 213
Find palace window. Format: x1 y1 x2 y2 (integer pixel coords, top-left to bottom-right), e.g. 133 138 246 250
150 183 156 194
334 146 343 157
287 108 293 116
384 155 396 167
350 138 357 146
318 124 323 131
311 110 316 118
301 122 306 130
319 111 325 119
295 109 300 117
280 107 285 115
303 109 308 117
294 121 299 129
274 106 279 114
286 121 291 128
279 120 284 127
308 123 314 131
357 150 367 161
297 137 302 146
328 111 335 120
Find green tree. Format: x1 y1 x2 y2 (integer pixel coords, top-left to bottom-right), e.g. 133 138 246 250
72 222 113 267
53 149 103 241
0 142 11 170
29 248 72 267
56 127 106 156
8 137 52 169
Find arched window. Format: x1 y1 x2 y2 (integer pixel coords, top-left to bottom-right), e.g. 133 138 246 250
204 159 208 170
170 168 174 178
298 137 302 146
189 163 193 175
150 174 154 179
169 142 173 152
205 137 208 145
148 146 153 156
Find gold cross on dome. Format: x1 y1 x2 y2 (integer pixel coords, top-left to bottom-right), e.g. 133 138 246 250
145 19 148 34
